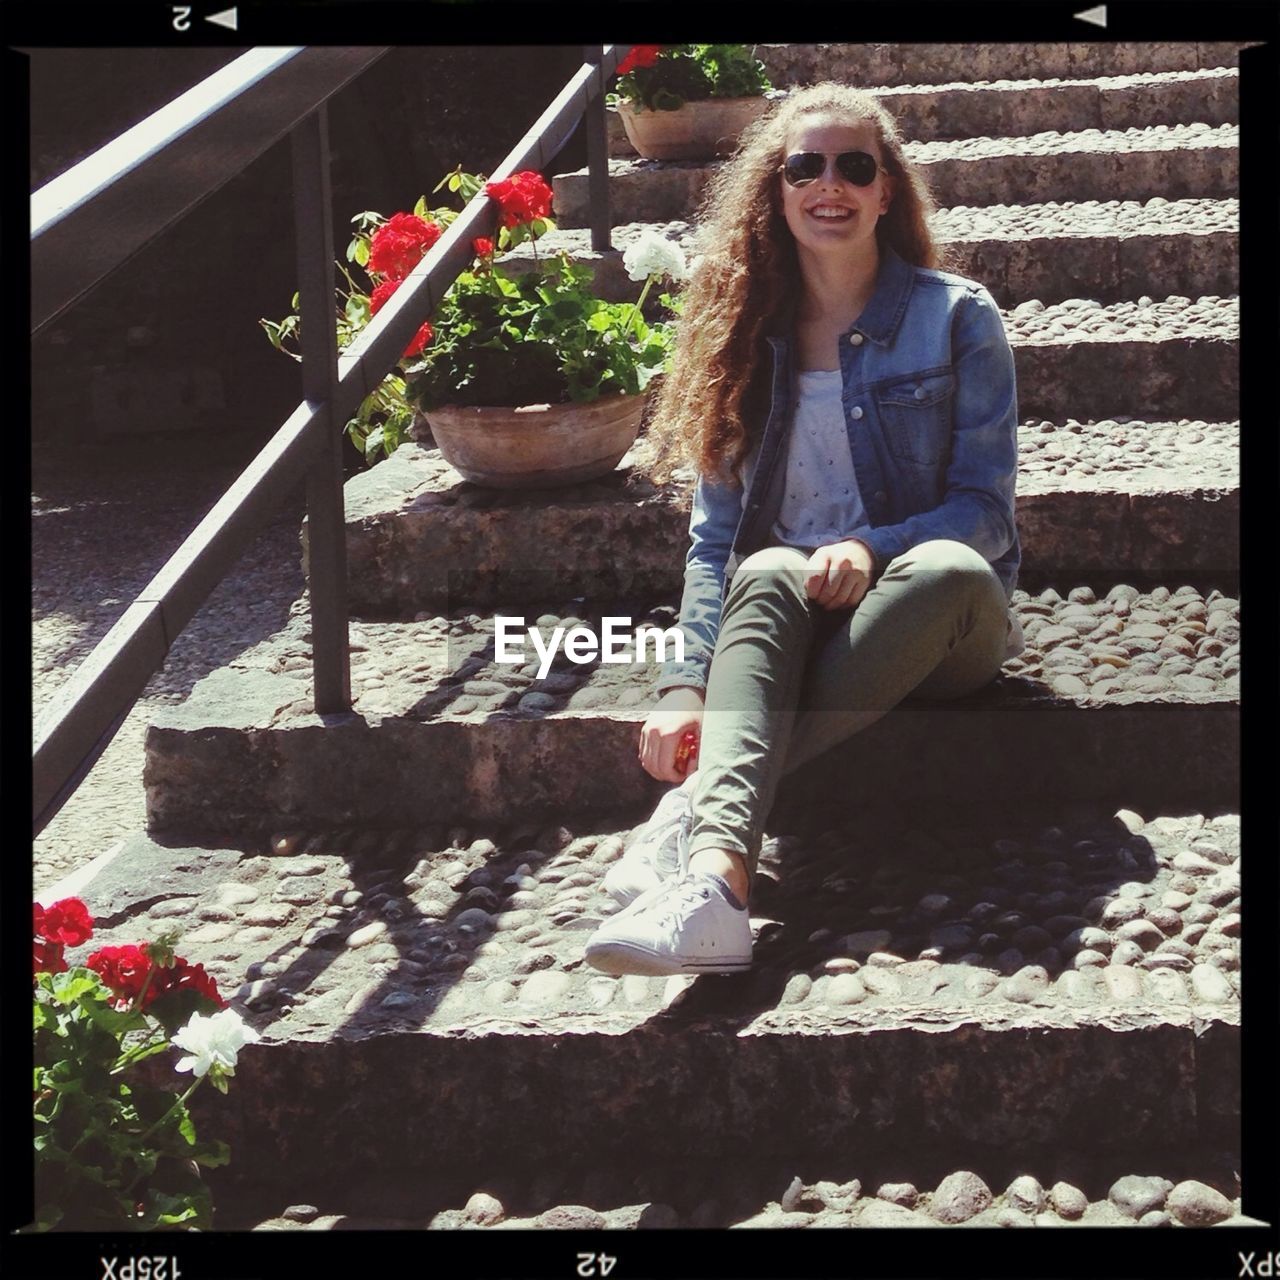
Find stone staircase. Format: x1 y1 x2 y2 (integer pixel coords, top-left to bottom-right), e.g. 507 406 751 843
81 44 1248 1225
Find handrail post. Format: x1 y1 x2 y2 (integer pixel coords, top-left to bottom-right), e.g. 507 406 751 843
290 106 351 714
583 46 612 254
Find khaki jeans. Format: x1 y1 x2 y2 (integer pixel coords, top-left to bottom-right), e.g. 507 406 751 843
687 539 1010 881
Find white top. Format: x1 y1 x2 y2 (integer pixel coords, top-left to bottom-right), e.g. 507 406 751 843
760 368 1025 660
770 369 872 551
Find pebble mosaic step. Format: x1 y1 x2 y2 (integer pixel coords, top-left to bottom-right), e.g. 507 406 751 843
554 124 1239 227
607 69 1238 155
333 421 1236 614
1005 295 1236 422
753 41 1249 88
506 199 1238 307
234 1164 1261 1231
71 804 1239 1193
143 586 1238 833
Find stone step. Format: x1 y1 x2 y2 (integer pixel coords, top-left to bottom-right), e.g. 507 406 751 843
752 42 1249 89
554 124 1238 227
607 68 1238 155
505 199 1237 308
144 585 1238 835
334 420 1236 615
1007 294 1235 422
75 803 1239 1196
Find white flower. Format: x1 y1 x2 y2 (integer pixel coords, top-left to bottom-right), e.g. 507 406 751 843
171 1008 260 1079
622 230 688 283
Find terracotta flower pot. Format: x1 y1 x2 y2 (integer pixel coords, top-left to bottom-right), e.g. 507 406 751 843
424 393 646 490
617 96 772 161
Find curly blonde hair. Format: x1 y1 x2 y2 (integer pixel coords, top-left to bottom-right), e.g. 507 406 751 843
643 82 946 488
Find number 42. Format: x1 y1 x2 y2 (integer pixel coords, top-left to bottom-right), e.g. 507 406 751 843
577 1253 617 1277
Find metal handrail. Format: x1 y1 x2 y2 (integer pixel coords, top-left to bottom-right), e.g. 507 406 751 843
31 47 389 333
33 44 622 836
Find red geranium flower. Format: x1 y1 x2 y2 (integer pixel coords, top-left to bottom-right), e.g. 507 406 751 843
616 45 664 76
33 939 67 978
87 944 152 1006
369 278 433 359
472 237 494 259
484 171 554 229
149 956 227 1009
86 945 227 1010
368 212 443 281
37 897 94 946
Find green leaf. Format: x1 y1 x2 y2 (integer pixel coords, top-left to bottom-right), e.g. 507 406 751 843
345 294 371 327
52 973 100 1007
193 1139 231 1169
78 998 143 1039
354 238 370 268
413 195 429 219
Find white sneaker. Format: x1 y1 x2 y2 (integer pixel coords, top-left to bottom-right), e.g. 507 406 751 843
585 872 753 976
602 775 696 907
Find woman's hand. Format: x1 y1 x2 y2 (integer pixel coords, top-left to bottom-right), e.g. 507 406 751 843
638 686 705 782
805 538 876 610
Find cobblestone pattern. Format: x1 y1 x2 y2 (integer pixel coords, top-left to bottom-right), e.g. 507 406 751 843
610 69 1238 156
220 585 1238 723
505 204 1238 309
65 808 1239 1036
909 122 1236 164
932 196 1237 241
1016 420 1236 488
755 43 1247 88
557 127 1238 226
1001 295 1236 345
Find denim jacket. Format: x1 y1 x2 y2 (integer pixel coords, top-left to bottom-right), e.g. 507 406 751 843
656 244 1021 694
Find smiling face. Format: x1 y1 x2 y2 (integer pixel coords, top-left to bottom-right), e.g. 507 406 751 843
778 113 896 261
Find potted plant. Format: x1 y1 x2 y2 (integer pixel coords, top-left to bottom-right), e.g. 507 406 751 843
610 44 776 161
265 167 685 489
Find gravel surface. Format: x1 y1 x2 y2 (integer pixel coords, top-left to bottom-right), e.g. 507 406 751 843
32 452 307 891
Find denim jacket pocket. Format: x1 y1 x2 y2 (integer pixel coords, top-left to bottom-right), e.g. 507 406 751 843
876 370 955 466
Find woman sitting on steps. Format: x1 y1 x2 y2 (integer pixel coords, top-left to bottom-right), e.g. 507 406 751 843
585 82 1023 977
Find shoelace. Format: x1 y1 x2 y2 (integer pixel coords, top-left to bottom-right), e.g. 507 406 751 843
655 879 711 933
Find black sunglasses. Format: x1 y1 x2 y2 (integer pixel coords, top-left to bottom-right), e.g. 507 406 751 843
780 150 889 188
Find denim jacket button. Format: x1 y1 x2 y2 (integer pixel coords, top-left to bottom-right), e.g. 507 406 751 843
850 405 864 420
914 386 927 400
849 332 864 346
